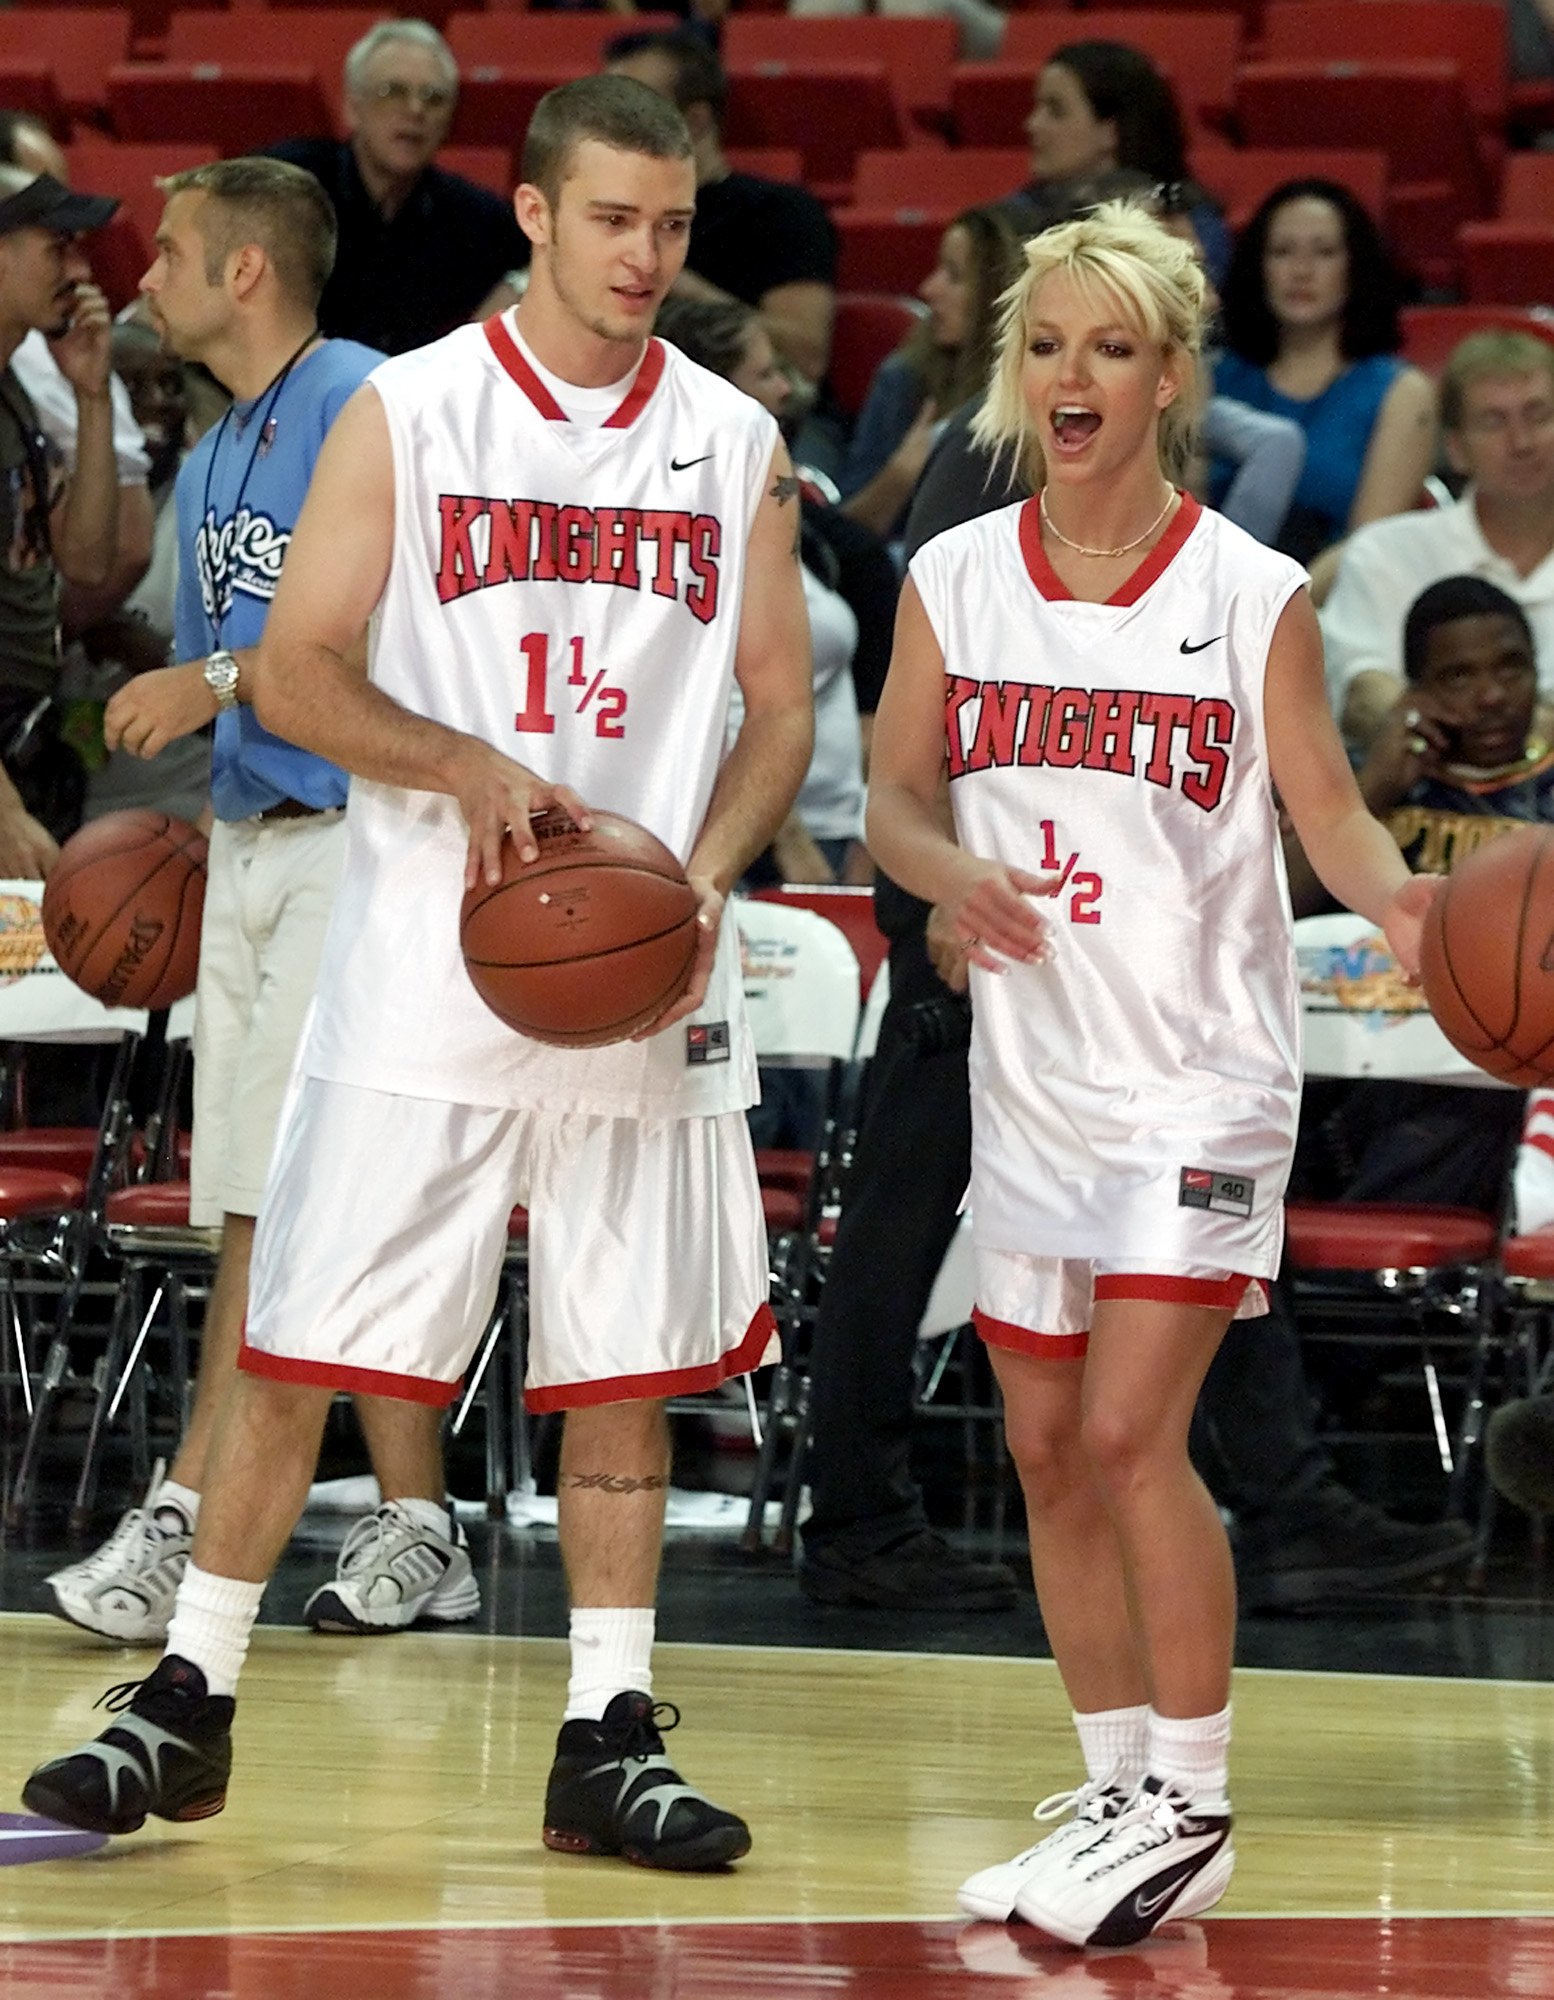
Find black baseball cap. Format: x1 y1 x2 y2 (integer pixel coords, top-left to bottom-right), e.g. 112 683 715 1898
0 173 118 237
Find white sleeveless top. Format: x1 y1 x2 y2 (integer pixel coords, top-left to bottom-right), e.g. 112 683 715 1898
911 494 1308 1273
300 315 778 1115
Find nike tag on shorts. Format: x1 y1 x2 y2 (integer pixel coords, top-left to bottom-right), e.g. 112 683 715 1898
687 1022 730 1065
1178 1167 1255 1217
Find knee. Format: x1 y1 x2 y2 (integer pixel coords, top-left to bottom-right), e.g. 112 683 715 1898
1079 1405 1173 1508
1002 1401 1086 1511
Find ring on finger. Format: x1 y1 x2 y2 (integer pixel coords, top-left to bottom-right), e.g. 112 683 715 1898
1407 732 1428 755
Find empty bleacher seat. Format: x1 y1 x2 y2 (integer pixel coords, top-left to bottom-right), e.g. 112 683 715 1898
723 16 959 131
722 61 911 207
108 63 335 152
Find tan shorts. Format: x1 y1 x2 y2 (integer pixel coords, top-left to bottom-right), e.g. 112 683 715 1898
240 1078 775 1410
188 812 345 1226
973 1248 1268 1362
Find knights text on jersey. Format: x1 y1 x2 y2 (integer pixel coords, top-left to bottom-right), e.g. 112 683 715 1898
910 494 1308 1273
299 319 778 1115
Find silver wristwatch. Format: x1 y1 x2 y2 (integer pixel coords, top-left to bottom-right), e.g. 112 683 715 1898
203 648 240 711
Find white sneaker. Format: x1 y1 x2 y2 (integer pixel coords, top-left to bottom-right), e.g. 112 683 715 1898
44 1471 194 1645
303 1500 481 1634
1013 1778 1235 1950
957 1769 1131 1920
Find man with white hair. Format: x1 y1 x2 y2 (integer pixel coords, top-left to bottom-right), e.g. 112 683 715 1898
262 19 527 354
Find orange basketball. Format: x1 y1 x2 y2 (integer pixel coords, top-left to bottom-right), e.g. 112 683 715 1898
1419 825 1554 1085
459 808 698 1047
42 809 208 1011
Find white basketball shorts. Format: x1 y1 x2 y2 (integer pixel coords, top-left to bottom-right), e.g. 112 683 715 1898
973 1249 1269 1362
240 1077 776 1410
189 811 345 1226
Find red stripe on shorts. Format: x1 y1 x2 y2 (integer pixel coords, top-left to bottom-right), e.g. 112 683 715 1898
1093 1272 1254 1310
526 1302 777 1413
971 1308 1089 1361
238 1336 459 1407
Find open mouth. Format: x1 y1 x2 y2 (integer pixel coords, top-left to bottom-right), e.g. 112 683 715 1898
1052 405 1101 447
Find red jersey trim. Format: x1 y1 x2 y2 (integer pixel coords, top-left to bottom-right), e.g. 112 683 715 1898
1018 490 1203 606
238 1336 460 1408
972 1307 1089 1361
483 316 665 430
1093 1271 1260 1310
524 1301 777 1413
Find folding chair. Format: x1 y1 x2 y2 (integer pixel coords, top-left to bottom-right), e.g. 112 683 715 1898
828 292 926 421
1459 224 1554 309
723 15 959 132
1287 914 1507 1523
0 9 131 122
107 63 335 151
722 62 912 205
735 899 862 1554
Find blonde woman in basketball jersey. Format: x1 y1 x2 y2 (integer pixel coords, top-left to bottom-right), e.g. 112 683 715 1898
867 201 1439 1949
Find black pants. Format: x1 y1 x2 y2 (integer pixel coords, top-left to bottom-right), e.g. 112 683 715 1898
802 930 1333 1557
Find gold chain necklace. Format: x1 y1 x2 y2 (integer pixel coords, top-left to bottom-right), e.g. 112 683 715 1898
1040 486 1177 559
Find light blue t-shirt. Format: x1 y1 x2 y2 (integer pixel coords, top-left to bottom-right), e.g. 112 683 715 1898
174 338 382 821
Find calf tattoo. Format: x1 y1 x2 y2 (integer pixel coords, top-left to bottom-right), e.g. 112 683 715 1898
565 1471 669 1495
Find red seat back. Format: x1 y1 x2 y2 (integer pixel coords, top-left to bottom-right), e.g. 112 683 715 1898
1502 152 1554 223
165 9 378 118
722 62 910 205
851 146 1028 211
827 292 923 419
723 15 959 122
1189 144 1388 229
833 204 955 296
0 9 131 118
1260 0 1508 128
1002 9 1243 131
1460 223 1554 308
446 13 682 63
108 62 335 150
1399 304 1554 375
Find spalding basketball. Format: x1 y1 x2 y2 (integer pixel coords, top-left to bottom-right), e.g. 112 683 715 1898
460 808 699 1047
1420 825 1554 1085
42 809 208 1011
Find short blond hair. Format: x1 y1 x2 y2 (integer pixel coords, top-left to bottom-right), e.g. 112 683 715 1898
972 200 1206 488
1440 330 1554 433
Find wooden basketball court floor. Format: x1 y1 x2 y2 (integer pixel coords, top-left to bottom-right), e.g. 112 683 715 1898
1 1591 1554 1999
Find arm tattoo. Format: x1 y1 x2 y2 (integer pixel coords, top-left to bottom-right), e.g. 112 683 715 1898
565 1471 670 1495
770 472 801 506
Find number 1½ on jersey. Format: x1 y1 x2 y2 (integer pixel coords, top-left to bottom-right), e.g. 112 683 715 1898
516 633 627 740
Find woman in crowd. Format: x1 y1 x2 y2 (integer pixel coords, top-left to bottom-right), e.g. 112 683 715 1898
839 207 1021 542
1214 179 1436 567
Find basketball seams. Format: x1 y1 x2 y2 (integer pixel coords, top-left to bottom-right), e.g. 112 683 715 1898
461 859 693 929
1422 825 1554 1083
464 912 698 972
44 816 207 1011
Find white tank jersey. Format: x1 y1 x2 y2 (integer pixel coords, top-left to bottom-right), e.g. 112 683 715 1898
910 494 1308 1274
300 315 778 1115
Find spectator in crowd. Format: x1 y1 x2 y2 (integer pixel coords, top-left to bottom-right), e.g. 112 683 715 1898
0 165 120 871
994 43 1229 285
839 207 1021 543
73 321 211 826
605 30 837 388
1322 331 1554 747
1 114 155 662
263 21 528 355
1287 575 1537 1210
1214 179 1436 569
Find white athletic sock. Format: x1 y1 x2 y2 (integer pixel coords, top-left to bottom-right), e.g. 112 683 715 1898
164 1563 264 1698
564 1608 655 1722
1073 1703 1150 1790
152 1478 201 1530
1148 1704 1232 1807
387 1496 455 1542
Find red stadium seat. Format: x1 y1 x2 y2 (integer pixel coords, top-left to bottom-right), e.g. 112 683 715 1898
67 136 218 250
723 16 959 128
0 10 131 121
851 146 1028 211
1189 145 1387 230
1001 10 1242 134
0 64 69 140
722 62 911 206
1502 152 1554 223
1259 1 1508 131
107 62 335 151
833 205 954 296
437 145 512 199
165 9 378 118
1459 224 1554 308
450 68 582 166
1399 304 1554 375
828 292 924 419
1234 60 1493 291
722 147 804 183
445 14 682 64
753 886 890 998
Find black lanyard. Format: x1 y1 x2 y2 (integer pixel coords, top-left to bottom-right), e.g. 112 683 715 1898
199 328 317 643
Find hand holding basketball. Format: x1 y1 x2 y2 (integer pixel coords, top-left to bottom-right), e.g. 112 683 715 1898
1380 871 1442 985
449 740 592 887
629 877 722 1041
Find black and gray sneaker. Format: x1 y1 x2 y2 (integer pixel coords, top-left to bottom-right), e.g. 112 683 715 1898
21 1655 233 1836
542 1691 751 1872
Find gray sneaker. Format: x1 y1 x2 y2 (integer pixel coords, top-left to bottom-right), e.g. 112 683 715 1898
44 1472 194 1645
303 1500 481 1634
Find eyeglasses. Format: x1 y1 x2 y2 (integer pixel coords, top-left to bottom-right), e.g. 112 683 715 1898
366 80 454 110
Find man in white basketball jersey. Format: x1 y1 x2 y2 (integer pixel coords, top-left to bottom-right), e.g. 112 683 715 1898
869 203 1438 1948
24 78 814 1868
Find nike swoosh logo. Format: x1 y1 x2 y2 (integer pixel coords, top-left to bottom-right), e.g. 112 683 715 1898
1133 1859 1200 1920
1179 636 1226 655
670 454 713 472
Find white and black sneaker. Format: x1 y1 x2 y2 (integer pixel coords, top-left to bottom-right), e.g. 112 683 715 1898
957 1768 1132 1920
302 1501 481 1634
1013 1776 1234 1949
543 1691 751 1871
44 1474 194 1645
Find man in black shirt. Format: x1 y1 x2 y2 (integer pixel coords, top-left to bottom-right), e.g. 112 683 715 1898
263 20 528 355
605 30 836 387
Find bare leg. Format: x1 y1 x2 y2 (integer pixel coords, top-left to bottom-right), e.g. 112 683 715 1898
1080 1300 1237 1720
991 1345 1150 1714
167 1213 255 1492
557 1400 670 1607
354 1396 446 1503
190 1371 334 1584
